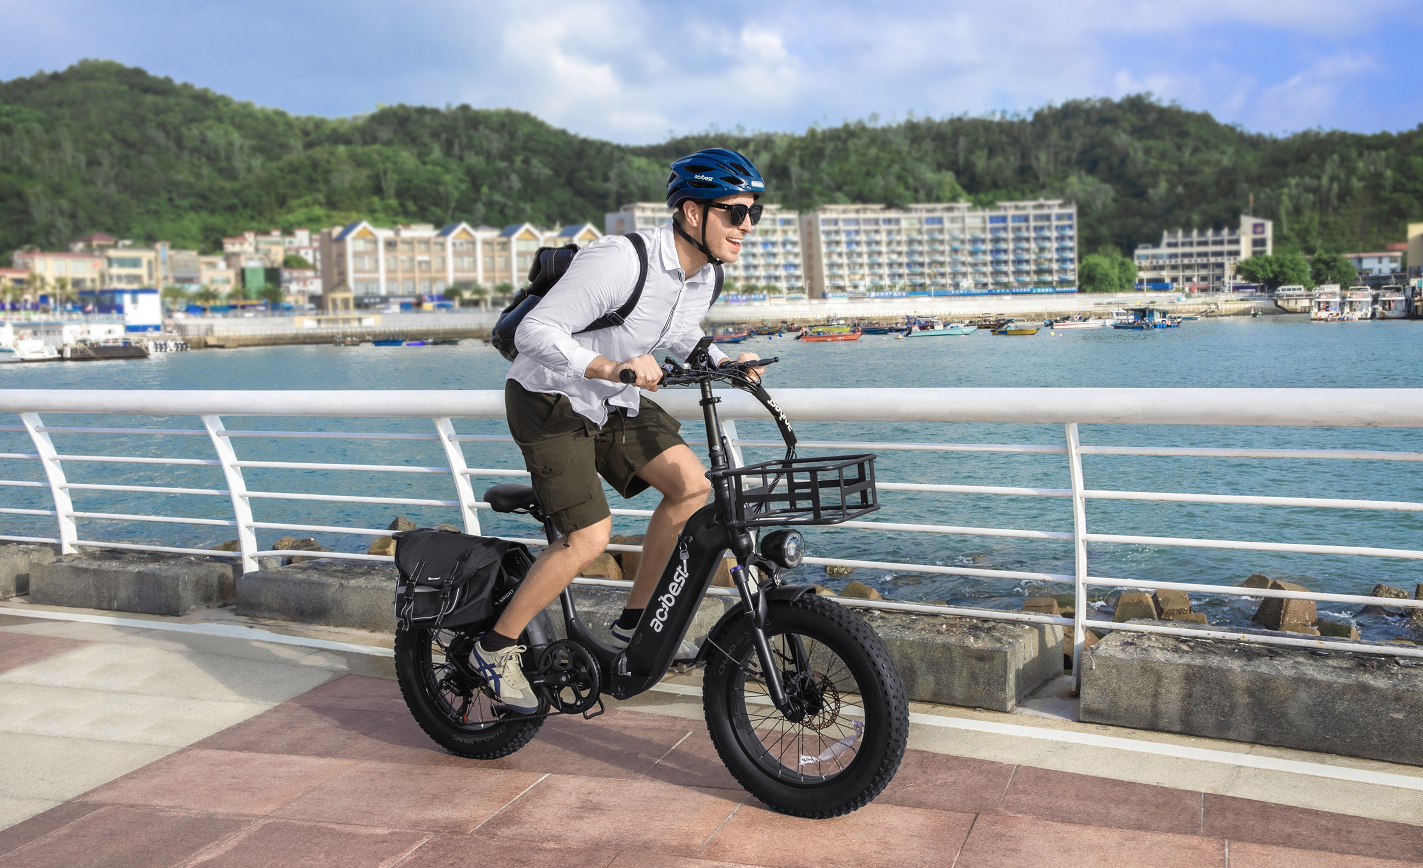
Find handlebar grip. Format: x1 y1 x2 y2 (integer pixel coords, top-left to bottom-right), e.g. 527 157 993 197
618 368 637 384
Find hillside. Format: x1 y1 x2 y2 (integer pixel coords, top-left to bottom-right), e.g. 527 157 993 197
1 60 1419 261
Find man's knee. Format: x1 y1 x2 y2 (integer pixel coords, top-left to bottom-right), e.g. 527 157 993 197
561 518 611 563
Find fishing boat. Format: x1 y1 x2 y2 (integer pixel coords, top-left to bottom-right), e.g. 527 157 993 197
711 326 753 343
1045 315 1109 330
1310 285 1342 321
1341 287 1373 320
404 340 428 346
1111 307 1178 330
1375 285 1407 319
991 320 1040 336
798 325 862 342
907 318 977 337
334 337 362 346
373 339 404 347
432 338 461 345
0 338 61 363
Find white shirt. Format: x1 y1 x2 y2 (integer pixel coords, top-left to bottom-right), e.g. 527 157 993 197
509 224 728 426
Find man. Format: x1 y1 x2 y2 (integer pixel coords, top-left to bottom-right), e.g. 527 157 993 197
471 148 767 712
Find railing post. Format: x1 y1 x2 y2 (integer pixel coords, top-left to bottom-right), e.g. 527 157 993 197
21 413 77 554
203 415 259 573
1066 422 1089 694
434 417 481 534
718 419 745 469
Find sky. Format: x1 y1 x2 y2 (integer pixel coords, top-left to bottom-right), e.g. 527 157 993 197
1 0 1420 144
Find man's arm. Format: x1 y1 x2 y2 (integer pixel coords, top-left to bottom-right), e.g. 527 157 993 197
513 239 637 382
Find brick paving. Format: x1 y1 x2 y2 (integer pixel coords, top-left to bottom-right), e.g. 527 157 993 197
4 633 1423 866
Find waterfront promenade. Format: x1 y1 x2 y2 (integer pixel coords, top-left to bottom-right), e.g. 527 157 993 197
3 598 1422 867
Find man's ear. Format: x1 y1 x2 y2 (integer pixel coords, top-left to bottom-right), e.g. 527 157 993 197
682 200 702 230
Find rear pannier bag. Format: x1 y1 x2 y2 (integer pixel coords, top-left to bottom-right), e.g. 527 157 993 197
392 528 535 632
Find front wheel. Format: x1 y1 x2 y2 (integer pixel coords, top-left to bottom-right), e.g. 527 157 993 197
702 595 908 818
394 625 544 759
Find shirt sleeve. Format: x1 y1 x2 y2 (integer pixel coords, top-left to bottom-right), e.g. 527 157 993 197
513 237 638 379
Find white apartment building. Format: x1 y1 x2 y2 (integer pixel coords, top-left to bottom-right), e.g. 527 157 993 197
605 202 804 295
1134 215 1272 290
1344 251 1403 277
801 201 1077 297
320 221 600 309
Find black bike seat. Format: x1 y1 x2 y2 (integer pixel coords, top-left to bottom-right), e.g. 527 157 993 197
484 483 540 513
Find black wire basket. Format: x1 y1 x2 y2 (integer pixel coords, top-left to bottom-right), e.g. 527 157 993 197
722 453 878 527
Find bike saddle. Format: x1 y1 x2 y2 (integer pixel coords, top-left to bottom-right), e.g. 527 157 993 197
484 483 540 514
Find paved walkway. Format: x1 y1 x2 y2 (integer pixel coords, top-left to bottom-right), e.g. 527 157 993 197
3 610 1423 867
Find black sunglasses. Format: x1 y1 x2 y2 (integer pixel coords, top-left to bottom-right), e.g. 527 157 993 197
706 202 763 227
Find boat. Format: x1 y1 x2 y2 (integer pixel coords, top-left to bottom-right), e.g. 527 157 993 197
907 318 976 337
859 324 904 335
1341 287 1373 320
1111 307 1178 330
798 325 862 342
404 340 428 346
710 326 753 343
334 337 362 346
373 339 403 347
1045 315 1109 330
991 320 1040 336
432 338 461 345
0 338 61 363
60 342 150 361
1375 285 1408 319
1310 285 1342 321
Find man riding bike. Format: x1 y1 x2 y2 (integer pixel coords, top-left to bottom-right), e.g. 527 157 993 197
471 148 768 712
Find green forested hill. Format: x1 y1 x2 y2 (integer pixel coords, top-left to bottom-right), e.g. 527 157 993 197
1 60 1419 261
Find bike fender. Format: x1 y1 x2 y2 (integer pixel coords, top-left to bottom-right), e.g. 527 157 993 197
524 609 557 648
694 584 818 666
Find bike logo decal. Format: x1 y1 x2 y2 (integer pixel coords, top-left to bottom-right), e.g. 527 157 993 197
762 394 794 434
650 537 691 633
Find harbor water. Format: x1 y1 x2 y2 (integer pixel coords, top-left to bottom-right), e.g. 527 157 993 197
3 314 1421 641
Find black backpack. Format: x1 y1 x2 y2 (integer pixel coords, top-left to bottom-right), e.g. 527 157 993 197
392 528 535 632
491 233 724 362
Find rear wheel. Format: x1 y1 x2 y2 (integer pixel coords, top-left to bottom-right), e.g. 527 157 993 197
394 625 544 759
702 594 908 818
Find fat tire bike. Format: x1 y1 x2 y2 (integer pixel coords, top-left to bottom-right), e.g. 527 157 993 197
394 338 909 817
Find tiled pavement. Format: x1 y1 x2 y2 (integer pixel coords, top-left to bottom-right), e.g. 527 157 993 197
3 616 1423 867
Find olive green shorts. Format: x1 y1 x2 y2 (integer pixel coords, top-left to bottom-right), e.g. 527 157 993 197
504 379 687 535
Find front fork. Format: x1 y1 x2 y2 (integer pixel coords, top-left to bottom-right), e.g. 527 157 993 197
728 543 802 721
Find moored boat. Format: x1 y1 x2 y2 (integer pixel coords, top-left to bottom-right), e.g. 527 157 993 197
1310 285 1342 321
1046 316 1108 330
798 325 863 342
0 338 61 363
711 326 753 343
907 318 976 337
1341 287 1373 320
991 320 1040 336
1375 285 1407 319
373 339 403 346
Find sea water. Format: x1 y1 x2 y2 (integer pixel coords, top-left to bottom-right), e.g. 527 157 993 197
2 315 1421 639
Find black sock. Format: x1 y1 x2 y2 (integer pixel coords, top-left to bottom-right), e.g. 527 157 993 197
481 630 519 653
615 608 643 630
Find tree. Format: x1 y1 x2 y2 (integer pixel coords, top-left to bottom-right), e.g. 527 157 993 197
465 283 490 311
228 282 252 302
493 281 515 307
1079 254 1127 292
161 285 188 311
1309 252 1357 287
1274 252 1310 288
257 284 284 307
442 285 464 308
282 253 314 269
1235 254 1276 288
193 284 222 310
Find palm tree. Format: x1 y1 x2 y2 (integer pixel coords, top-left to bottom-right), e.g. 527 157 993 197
442 285 464 308
23 273 45 310
468 283 491 311
53 277 76 311
161 285 189 312
493 282 514 309
193 284 221 312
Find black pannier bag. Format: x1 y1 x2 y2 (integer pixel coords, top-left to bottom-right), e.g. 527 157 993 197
392 528 535 632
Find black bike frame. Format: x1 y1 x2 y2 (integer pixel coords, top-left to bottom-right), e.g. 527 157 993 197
551 371 793 708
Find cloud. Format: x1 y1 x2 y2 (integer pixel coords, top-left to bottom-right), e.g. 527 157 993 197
1254 52 1378 132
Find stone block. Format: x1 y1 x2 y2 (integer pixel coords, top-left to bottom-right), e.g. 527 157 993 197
1113 591 1157 622
841 580 882 600
30 550 238 615
1022 597 1061 617
825 565 855 579
810 584 837 596
579 553 622 581
1064 624 1101 666
1317 618 1360 640
1153 589 1192 619
1081 628 1423 766
389 516 417 532
1167 612 1209 625
0 543 57 598
237 561 398 632
1361 583 1408 615
862 609 1063 712
610 534 645 582
1252 579 1316 632
712 556 736 588
1413 585 1423 628
1240 574 1272 589
368 536 396 557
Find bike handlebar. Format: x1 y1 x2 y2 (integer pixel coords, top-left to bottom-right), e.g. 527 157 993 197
618 357 776 387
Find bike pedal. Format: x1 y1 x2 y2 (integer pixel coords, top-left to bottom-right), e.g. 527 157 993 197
583 697 605 720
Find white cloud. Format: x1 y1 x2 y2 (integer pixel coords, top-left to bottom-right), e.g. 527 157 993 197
1254 52 1377 131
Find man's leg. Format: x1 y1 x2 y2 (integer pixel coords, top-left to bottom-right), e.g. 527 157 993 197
625 444 712 609
492 516 611 640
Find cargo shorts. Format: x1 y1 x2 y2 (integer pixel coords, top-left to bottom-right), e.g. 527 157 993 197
504 379 687 535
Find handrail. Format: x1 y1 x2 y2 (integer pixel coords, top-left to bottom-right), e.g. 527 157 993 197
4 387 1423 672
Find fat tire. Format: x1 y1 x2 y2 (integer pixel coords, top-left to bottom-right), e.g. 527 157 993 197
394 624 544 759
702 594 908 818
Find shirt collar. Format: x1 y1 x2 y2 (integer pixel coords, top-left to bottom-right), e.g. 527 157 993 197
654 223 713 282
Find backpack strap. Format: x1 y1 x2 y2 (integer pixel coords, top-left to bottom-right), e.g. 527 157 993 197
578 233 649 333
711 263 724 308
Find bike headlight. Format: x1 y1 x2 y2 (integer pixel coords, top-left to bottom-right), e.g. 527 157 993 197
760 529 804 569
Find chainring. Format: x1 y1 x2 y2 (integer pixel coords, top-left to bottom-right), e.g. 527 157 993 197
536 639 602 715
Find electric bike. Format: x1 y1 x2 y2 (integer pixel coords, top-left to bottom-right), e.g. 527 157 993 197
394 339 908 817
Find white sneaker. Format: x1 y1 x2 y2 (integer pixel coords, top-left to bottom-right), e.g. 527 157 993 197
468 639 540 713
609 622 699 665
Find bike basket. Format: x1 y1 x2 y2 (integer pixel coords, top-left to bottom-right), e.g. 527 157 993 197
723 453 878 527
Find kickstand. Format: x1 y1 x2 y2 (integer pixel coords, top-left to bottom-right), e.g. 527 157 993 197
583 697 605 720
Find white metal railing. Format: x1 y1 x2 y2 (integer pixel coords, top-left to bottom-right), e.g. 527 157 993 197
3 387 1423 684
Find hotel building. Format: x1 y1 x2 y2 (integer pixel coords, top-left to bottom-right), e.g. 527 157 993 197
1134 215 1273 290
319 221 600 309
605 202 804 294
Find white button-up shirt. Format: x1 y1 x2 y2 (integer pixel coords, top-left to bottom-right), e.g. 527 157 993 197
509 224 728 426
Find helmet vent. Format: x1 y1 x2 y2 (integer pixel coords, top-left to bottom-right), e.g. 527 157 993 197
667 172 677 184
719 176 744 185
728 163 749 175
685 164 713 172
688 180 718 189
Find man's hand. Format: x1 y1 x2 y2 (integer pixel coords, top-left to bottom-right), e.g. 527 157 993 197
587 354 663 391
735 351 763 383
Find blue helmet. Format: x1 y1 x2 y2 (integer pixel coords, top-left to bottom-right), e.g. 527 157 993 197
666 148 765 208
